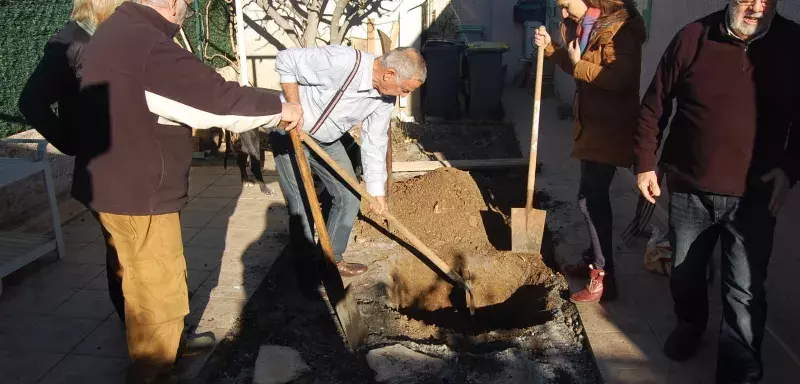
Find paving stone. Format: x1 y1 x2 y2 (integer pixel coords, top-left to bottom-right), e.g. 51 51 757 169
590 331 670 372
52 289 115 319
366 344 446 383
62 224 102 243
184 247 225 271
198 185 243 198
0 350 64 383
182 227 201 245
25 263 105 290
10 317 103 354
0 285 79 315
252 345 310 384
577 302 651 334
601 368 668 384
190 166 228 175
39 355 129 384
187 269 214 294
0 314 43 347
179 210 218 229
183 197 235 212
62 243 106 265
85 273 110 291
186 227 282 250
185 296 247 329
193 269 265 300
74 316 128 358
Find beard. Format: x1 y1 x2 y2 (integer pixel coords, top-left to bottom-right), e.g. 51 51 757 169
728 6 769 38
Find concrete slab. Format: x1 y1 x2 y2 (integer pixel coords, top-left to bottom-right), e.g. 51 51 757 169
38 355 129 384
74 316 128 358
0 350 64 383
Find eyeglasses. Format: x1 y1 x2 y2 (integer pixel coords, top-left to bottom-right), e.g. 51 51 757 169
734 0 779 8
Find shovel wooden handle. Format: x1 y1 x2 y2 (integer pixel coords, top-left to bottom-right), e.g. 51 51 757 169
288 129 339 269
525 43 545 213
299 131 465 285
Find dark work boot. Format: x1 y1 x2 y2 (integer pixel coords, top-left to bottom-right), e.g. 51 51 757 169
664 323 704 361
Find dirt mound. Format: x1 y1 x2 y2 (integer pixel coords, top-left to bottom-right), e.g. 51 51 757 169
354 168 552 314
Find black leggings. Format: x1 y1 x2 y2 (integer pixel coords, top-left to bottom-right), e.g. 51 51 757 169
577 160 616 271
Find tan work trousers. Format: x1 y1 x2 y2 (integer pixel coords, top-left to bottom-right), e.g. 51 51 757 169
96 212 189 383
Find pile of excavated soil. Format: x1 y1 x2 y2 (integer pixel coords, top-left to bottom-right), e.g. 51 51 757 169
354 168 553 314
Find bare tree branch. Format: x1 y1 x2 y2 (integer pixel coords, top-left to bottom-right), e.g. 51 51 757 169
328 0 348 45
256 0 303 47
302 0 322 47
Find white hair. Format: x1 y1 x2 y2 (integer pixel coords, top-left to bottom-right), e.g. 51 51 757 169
377 47 427 83
136 0 170 6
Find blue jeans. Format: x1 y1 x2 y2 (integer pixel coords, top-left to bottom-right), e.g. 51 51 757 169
578 160 616 270
668 190 775 383
270 131 361 263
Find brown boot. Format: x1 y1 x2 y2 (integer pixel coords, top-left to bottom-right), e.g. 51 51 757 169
570 266 605 303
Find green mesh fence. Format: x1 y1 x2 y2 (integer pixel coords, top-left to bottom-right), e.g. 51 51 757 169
0 0 73 138
0 0 235 138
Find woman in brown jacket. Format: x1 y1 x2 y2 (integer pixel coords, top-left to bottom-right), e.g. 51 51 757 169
534 0 645 303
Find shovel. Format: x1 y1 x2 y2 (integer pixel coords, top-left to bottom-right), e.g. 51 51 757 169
298 131 476 315
511 40 547 254
287 128 368 349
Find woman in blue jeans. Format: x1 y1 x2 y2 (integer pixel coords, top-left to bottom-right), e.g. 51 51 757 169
534 0 646 302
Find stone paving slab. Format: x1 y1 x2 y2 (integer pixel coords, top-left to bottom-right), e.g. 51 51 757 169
0 164 289 382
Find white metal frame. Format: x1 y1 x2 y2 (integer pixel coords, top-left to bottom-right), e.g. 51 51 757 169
0 139 66 297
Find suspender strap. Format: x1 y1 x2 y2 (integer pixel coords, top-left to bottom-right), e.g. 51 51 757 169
309 50 363 135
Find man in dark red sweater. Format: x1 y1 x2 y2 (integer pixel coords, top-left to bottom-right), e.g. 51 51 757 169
635 1 799 382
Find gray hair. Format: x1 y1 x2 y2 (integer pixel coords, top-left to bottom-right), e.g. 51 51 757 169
377 47 427 83
135 0 170 6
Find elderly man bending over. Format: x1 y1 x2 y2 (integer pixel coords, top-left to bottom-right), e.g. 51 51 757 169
272 45 426 279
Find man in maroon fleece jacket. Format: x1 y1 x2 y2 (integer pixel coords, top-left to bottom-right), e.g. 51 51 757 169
635 1 800 382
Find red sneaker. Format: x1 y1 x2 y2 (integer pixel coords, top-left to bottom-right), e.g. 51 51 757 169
570 266 605 303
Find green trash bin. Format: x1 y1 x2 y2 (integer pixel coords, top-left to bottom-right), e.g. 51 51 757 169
464 42 510 121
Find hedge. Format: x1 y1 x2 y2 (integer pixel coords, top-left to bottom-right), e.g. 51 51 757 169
0 0 73 138
0 0 234 138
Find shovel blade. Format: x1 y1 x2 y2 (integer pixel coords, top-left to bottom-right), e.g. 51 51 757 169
333 283 368 350
510 207 547 254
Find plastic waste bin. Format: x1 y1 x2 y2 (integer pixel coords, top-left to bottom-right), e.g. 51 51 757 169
464 42 510 121
422 39 466 121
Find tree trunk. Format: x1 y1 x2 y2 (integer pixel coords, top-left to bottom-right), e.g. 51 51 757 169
329 0 348 45
302 0 322 47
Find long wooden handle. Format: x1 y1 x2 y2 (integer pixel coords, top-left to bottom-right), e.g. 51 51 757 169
289 130 338 268
299 131 463 283
525 43 546 213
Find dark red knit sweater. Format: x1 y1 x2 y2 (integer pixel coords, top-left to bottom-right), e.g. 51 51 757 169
636 10 800 196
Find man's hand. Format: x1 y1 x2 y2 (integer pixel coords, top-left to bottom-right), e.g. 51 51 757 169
279 102 303 131
533 26 551 48
370 196 387 215
567 40 581 65
637 171 661 204
762 168 790 217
